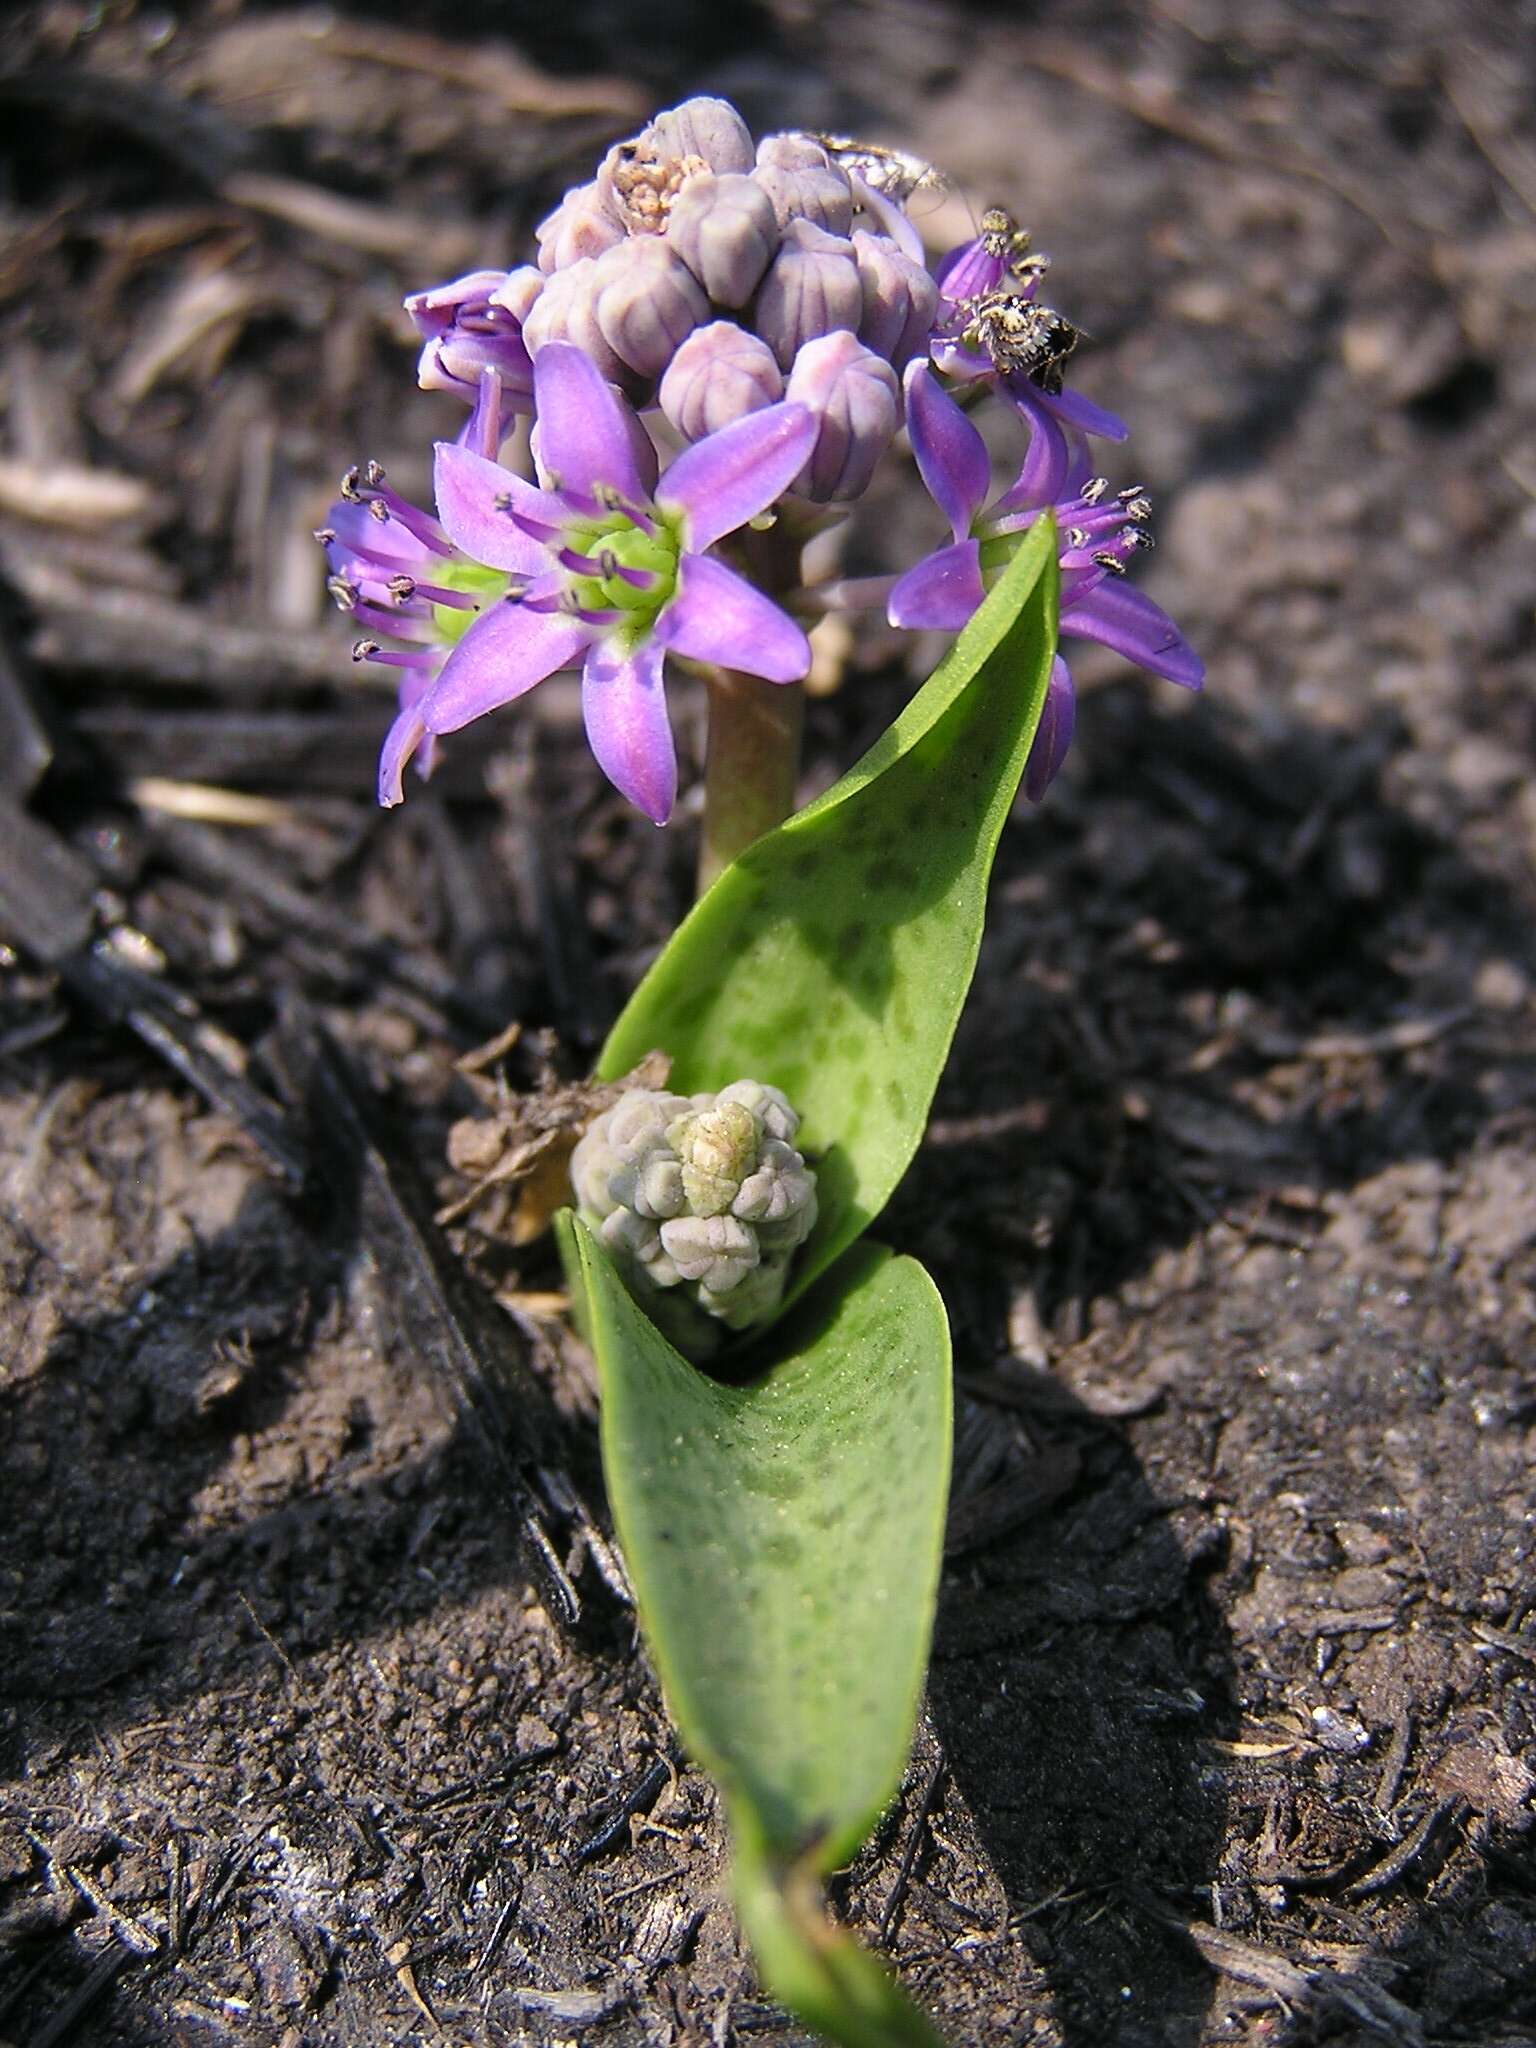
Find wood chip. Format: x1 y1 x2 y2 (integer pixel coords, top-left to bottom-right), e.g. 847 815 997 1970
113 264 277 404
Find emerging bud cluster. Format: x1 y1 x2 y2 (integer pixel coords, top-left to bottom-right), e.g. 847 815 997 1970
571 1079 818 1356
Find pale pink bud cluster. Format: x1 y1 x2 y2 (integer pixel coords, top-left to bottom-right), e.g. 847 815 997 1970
515 97 939 502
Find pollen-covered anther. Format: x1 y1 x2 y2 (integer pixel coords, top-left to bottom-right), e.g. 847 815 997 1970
1081 477 1110 505
352 638 381 661
386 575 417 603
1092 550 1128 575
327 574 359 611
601 136 712 235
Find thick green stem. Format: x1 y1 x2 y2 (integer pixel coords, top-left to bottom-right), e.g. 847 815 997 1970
697 668 805 895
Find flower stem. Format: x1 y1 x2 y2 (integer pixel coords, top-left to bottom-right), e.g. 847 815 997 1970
697 668 804 894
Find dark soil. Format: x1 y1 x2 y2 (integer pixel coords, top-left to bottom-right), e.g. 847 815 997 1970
2 2 1534 2044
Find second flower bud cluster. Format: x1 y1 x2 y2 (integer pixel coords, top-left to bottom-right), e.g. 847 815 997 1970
571 1080 819 1356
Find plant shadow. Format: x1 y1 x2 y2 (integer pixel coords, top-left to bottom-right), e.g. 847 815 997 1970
926 1384 1234 2048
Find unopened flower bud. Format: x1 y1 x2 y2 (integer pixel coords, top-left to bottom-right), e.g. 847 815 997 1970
602 1089 694 1211
734 1138 817 1235
666 171 778 307
854 230 940 371
670 1098 756 1215
784 331 900 501
714 1077 800 1141
571 1079 818 1356
659 323 783 442
490 264 545 327
591 236 708 381
521 259 629 384
608 1090 692 1152
754 218 863 372
658 1212 759 1293
650 96 755 175
535 179 625 273
755 134 828 171
600 1206 681 1286
753 134 854 235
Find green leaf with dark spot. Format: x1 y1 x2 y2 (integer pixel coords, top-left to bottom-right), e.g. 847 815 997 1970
563 1215 951 1878
598 516 1058 1302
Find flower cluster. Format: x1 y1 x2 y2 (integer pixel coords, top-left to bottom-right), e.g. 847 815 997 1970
322 95 1201 823
571 1079 818 1355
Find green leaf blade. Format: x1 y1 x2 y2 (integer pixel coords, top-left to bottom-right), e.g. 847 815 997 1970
598 517 1059 1298
566 1216 952 1873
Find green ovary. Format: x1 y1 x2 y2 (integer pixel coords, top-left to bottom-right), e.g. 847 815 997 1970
431 560 515 645
567 512 680 628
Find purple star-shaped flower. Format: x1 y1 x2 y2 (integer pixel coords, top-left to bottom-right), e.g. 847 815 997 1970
889 362 1203 798
379 343 819 824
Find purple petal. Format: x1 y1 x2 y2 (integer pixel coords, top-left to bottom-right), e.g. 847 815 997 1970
378 707 428 806
456 366 508 460
657 401 819 551
904 361 990 540
887 540 985 631
657 553 811 682
990 402 1071 516
934 236 1006 304
395 664 441 781
621 401 661 499
1060 429 1096 500
929 337 994 386
1063 581 1205 688
1036 383 1129 443
433 444 561 575
1024 655 1075 801
581 636 677 824
531 342 646 504
417 601 589 735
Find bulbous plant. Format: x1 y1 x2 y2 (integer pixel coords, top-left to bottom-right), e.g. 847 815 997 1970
325 95 1202 2046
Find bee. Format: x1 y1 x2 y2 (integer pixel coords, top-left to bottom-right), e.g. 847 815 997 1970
798 132 948 206
961 292 1081 392
977 206 1052 288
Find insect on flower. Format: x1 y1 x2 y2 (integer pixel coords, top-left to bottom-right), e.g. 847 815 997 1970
961 291 1081 392
797 132 948 208
977 206 1051 288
